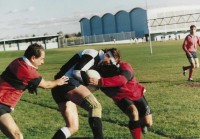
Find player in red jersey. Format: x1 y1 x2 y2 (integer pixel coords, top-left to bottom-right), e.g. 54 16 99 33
89 55 153 139
0 43 68 139
182 25 200 81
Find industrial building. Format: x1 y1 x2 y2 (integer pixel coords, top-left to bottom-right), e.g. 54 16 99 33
79 5 200 43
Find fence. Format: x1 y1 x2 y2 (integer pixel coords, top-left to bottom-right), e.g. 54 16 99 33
66 31 135 46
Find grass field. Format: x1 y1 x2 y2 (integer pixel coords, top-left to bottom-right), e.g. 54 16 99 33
0 40 200 139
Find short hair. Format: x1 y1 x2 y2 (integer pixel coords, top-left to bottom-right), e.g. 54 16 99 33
24 43 45 59
190 25 196 30
103 48 120 59
102 48 120 64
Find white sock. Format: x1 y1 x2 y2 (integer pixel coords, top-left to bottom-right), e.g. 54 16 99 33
60 127 71 138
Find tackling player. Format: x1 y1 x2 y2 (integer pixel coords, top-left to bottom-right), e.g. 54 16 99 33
89 54 153 139
0 43 68 139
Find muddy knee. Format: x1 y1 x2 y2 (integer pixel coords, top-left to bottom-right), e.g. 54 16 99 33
80 94 102 118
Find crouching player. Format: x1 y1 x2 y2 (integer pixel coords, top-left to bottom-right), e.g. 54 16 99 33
89 56 153 139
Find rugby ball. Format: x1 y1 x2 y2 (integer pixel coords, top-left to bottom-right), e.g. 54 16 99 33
86 70 101 92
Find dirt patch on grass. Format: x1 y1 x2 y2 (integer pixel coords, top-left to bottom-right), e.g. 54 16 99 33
186 82 200 87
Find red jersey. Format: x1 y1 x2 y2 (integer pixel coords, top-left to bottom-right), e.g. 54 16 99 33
182 34 200 53
0 57 42 107
100 62 145 103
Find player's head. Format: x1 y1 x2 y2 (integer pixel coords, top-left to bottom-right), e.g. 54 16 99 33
101 48 120 66
190 25 197 34
24 43 45 68
97 64 120 77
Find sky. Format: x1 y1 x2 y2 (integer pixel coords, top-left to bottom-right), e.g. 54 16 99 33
1 0 200 39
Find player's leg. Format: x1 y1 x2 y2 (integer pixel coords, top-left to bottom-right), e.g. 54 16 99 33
142 114 152 127
183 53 193 76
134 96 153 134
188 58 195 81
127 105 141 139
51 83 79 139
67 85 103 139
194 58 199 68
0 113 23 139
52 101 78 139
117 98 141 139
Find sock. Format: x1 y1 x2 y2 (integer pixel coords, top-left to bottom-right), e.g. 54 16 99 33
89 117 104 139
129 120 142 139
52 127 71 139
189 68 194 79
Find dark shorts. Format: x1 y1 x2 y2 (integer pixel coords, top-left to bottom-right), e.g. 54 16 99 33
117 96 151 118
51 78 81 104
186 51 198 58
0 103 12 116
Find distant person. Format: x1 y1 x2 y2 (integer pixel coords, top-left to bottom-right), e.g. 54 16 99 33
113 38 116 44
0 43 68 139
89 59 153 139
51 48 120 139
182 25 200 81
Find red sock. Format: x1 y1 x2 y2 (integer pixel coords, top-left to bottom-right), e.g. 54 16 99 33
129 121 142 139
130 127 141 139
189 69 193 78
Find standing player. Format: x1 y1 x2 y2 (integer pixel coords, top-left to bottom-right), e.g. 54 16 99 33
51 48 120 139
89 59 153 139
0 43 68 139
182 25 200 81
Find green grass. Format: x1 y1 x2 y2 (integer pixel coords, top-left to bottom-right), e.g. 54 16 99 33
0 40 200 138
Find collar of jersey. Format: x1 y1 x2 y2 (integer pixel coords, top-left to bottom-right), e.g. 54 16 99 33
99 50 105 60
22 56 38 69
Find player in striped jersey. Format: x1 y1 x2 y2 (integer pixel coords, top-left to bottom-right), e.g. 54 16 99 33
51 48 120 139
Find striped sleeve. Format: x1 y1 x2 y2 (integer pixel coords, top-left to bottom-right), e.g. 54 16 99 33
73 49 99 84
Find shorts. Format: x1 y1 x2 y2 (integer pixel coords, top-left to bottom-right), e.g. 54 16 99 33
51 78 81 104
117 96 151 118
186 51 197 58
0 103 12 116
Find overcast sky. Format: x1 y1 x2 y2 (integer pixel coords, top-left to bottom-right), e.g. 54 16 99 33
1 0 200 39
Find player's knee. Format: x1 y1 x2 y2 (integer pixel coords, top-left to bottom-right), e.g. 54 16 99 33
11 129 23 139
191 65 195 69
146 119 153 127
126 105 139 119
144 115 153 127
91 100 102 117
80 94 102 118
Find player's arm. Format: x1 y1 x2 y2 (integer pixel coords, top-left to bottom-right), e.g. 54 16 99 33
197 36 200 46
73 54 94 85
100 69 133 87
26 76 68 94
89 62 134 87
39 76 68 89
100 75 128 87
182 36 190 54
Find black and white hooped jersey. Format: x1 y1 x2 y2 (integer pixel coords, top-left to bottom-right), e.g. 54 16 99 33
57 49 105 85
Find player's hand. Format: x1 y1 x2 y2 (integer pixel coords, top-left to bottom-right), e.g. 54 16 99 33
57 76 69 85
187 52 192 57
88 78 100 86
